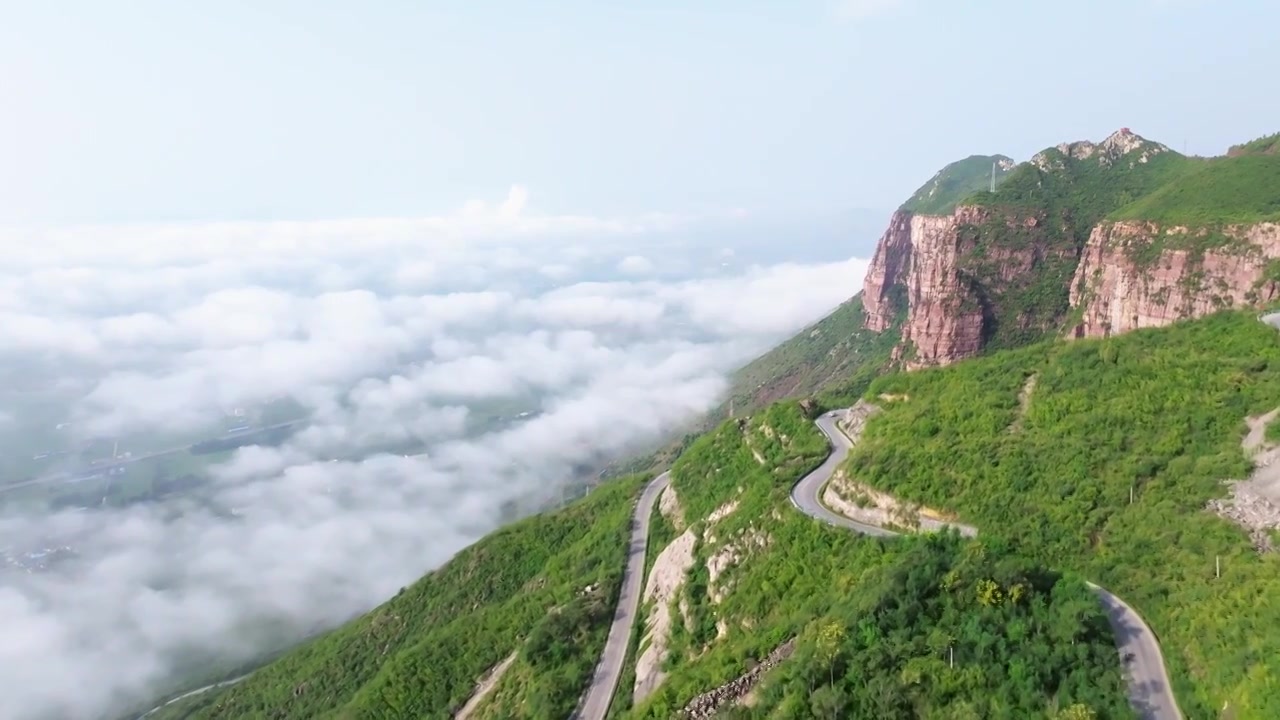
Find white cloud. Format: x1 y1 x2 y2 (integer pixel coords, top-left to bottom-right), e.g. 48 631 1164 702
0 189 870 720
617 254 655 275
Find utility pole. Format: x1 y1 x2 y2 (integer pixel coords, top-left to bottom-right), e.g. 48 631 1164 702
1130 485 1134 505
990 162 996 192
1216 555 1221 579
949 646 954 669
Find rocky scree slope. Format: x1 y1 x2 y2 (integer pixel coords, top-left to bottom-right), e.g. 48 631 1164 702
861 128 1280 368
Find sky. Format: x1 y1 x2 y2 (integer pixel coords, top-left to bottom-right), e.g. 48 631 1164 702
1 0 1276 225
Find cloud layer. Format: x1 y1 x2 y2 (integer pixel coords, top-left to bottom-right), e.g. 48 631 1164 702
0 188 868 719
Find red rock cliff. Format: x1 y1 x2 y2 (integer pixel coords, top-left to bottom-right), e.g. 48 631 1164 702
891 211 986 369
1069 221 1280 337
861 204 1076 369
862 211 913 332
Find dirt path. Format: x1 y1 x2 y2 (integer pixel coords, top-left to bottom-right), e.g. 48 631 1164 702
454 652 517 720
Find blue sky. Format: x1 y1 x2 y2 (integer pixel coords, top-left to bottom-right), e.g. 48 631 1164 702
1 0 1276 225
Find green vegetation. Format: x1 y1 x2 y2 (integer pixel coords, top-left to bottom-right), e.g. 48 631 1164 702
734 535 1128 720
722 296 902 418
900 154 1015 215
970 144 1194 228
847 310 1280 718
146 475 646 720
1228 132 1280 157
951 140 1197 350
1110 153 1280 225
621 402 1130 719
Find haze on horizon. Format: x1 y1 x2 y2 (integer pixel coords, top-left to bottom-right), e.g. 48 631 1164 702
0 2 1278 720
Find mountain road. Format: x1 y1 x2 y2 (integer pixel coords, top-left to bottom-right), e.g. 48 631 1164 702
797 411 1183 720
576 411 1183 720
571 471 670 720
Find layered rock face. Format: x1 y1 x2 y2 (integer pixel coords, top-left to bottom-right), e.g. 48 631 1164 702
1069 222 1280 337
862 211 913 332
861 206 1076 368
861 211 985 368
860 128 1280 368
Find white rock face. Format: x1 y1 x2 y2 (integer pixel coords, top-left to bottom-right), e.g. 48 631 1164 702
658 484 685 529
632 528 697 703
1207 408 1280 552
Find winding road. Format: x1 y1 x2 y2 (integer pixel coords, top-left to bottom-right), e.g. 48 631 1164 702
577 411 1183 720
572 471 670 720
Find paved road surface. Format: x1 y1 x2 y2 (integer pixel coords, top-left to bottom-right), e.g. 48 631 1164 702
789 415 895 538
1090 583 1182 720
572 471 670 720
796 410 1182 720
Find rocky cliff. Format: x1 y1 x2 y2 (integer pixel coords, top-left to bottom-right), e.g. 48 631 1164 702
1069 221 1280 337
859 127 1280 368
861 204 1077 368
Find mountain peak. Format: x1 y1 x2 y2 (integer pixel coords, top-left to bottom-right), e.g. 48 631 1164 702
1032 129 1173 171
898 154 1015 215
1100 126 1167 156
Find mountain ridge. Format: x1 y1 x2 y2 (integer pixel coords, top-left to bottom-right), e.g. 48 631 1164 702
131 128 1280 720
861 127 1280 367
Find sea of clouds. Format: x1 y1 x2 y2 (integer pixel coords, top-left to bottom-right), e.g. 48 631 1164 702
0 187 870 719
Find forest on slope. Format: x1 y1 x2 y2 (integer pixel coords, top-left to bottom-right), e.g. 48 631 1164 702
846 310 1280 719
144 476 645 720
613 403 1130 720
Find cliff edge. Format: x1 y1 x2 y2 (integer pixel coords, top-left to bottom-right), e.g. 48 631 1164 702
860 128 1280 367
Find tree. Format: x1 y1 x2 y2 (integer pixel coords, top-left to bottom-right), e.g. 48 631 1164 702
1055 703 1097 720
810 684 849 720
813 619 848 686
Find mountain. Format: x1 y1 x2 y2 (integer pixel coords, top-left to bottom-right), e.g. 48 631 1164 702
863 128 1280 367
134 477 645 720
899 153 1016 215
133 130 1280 720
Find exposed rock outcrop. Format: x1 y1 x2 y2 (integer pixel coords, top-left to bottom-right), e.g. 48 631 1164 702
835 400 881 440
1207 409 1280 552
633 528 697 703
858 128 1280 367
861 211 985 367
1069 221 1280 337
678 639 796 719
829 400 977 535
862 211 914 332
705 527 770 604
860 204 1077 369
824 470 976 536
659 484 686 530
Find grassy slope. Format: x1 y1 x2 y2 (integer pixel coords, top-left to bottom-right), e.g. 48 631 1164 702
847 310 1280 719
900 154 1016 215
721 296 900 417
147 475 645 720
1110 153 1280 225
1228 132 1280 156
620 403 1130 720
